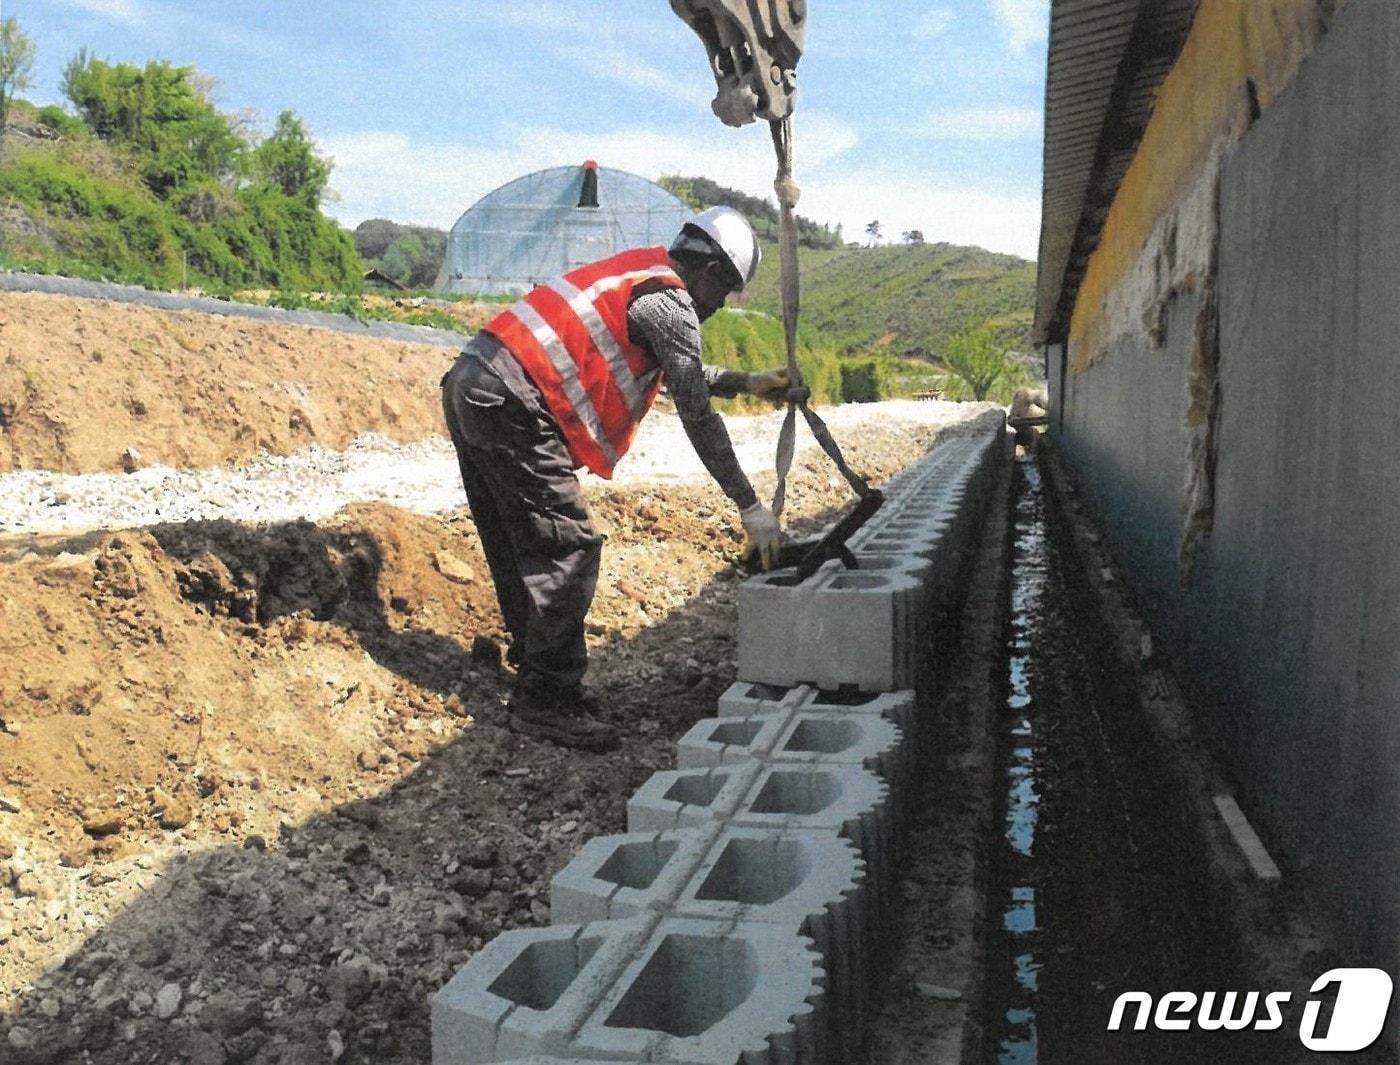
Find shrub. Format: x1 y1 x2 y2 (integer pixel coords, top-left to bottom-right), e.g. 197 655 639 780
35 104 85 139
839 358 886 403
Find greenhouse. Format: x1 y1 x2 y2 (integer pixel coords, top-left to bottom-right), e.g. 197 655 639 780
437 162 692 296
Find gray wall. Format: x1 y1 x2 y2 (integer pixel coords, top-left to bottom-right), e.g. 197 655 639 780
1054 0 1400 969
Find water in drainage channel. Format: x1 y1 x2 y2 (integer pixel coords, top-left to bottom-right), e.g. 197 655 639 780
986 453 1240 1064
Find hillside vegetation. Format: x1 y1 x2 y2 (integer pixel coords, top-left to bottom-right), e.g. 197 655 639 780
745 240 1035 359
0 51 359 292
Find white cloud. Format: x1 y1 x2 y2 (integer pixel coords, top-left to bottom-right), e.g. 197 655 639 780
568 48 713 110
915 7 958 39
58 0 155 26
915 105 1042 141
989 0 1048 55
319 132 531 230
799 172 1040 259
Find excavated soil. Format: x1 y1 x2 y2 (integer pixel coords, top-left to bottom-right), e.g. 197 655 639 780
0 290 467 474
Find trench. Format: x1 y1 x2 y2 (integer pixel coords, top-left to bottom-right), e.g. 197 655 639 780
986 452 1241 1064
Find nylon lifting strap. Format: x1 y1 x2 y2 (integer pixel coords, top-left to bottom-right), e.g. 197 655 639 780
768 116 874 520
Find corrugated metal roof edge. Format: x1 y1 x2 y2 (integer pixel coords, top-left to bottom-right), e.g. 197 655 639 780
1033 0 1201 345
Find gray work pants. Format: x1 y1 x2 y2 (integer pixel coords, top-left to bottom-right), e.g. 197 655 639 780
440 339 603 690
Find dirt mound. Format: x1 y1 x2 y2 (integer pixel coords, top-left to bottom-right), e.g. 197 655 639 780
0 424 945 1063
0 291 462 474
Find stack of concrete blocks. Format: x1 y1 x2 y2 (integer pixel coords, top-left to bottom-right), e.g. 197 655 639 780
432 425 1006 1064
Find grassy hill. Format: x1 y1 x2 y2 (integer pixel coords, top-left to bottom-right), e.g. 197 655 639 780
744 240 1036 360
0 53 360 294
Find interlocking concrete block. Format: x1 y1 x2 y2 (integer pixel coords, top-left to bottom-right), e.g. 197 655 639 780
717 682 917 740
676 712 796 770
573 918 828 1064
548 827 874 1057
627 763 892 886
431 915 656 1064
550 824 721 925
728 766 893 888
625 762 762 833
678 711 909 807
678 831 874 1058
770 712 909 795
436 917 829 1064
738 567 923 690
553 828 864 924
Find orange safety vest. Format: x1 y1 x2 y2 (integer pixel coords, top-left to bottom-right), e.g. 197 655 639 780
483 247 686 478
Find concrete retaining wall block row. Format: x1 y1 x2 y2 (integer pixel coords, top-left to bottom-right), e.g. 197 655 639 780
433 915 830 1064
434 429 1010 1065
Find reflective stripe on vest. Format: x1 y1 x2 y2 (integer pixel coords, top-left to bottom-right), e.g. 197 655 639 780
484 248 684 478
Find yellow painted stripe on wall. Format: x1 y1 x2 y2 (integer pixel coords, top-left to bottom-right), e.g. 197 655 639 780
1069 0 1331 371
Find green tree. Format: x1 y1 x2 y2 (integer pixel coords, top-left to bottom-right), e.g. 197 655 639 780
252 110 331 208
381 235 426 286
0 18 36 140
942 318 1016 401
902 229 925 244
61 52 243 197
864 219 882 245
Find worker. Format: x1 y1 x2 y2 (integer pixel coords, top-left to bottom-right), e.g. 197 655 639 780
1010 387 1048 453
440 206 789 752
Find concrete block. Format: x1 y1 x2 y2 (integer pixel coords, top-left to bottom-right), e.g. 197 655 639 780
738 566 923 691
548 827 874 1055
431 915 656 1064
717 682 917 740
729 766 893 884
679 710 908 805
627 763 892 887
435 917 829 1064
573 918 829 1064
675 711 796 770
550 825 721 925
625 762 762 833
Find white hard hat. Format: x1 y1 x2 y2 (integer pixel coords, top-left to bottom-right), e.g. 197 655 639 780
674 205 761 290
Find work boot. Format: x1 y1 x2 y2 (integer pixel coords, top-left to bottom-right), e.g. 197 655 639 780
507 677 619 753
558 683 604 717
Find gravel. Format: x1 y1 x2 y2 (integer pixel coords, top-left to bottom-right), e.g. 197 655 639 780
0 400 1000 536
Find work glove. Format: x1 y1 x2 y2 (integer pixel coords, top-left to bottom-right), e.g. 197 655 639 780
740 501 782 571
746 368 791 403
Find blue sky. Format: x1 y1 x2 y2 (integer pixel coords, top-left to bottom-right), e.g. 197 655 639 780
9 0 1049 259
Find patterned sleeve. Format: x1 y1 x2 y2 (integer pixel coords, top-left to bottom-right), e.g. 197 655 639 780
628 289 759 510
